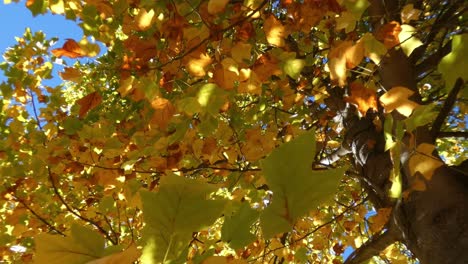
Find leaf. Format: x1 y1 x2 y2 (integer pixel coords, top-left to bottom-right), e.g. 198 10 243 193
361 33 387 64
342 0 370 19
34 224 106 264
344 81 378 116
187 51 212 77
150 97 176 129
260 130 345 238
136 8 155 31
59 67 82 82
375 21 402 49
369 208 392 233
221 203 259 249
76 91 102 118
283 58 305 80
197 83 228 115
438 34 468 90
140 175 226 263
328 40 364 86
379 86 419 117
264 15 287 47
401 4 421 24
398 24 423 57
409 143 444 180
51 39 86 58
208 0 229 15
87 244 141 264
404 104 437 132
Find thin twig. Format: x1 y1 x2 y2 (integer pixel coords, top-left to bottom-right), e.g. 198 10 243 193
47 168 118 244
16 197 65 236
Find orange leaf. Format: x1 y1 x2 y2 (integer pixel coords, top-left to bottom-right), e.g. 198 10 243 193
376 21 402 49
51 39 86 58
150 97 176 129
345 82 377 116
76 92 102 118
369 208 392 233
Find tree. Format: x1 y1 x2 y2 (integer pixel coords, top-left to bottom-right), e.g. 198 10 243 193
0 0 466 263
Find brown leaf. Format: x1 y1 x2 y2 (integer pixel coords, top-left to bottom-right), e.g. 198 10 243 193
51 39 85 58
76 92 102 118
345 82 378 116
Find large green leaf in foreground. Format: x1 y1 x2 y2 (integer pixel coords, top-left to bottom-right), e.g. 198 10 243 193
260 130 345 238
140 175 226 263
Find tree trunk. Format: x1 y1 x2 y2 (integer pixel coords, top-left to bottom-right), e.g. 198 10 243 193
343 1 468 263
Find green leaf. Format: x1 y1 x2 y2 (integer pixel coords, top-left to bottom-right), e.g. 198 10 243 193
404 104 437 132
260 130 345 238
140 175 226 263
34 224 106 264
283 59 305 80
361 33 387 64
398 25 423 57
343 0 370 19
197 83 228 115
438 34 468 90
26 0 47 16
221 203 259 249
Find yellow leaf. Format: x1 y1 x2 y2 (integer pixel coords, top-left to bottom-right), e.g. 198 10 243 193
401 4 421 24
187 52 212 77
264 15 287 47
379 86 419 117
136 8 155 31
207 0 229 15
409 143 444 180
87 244 141 264
231 42 252 64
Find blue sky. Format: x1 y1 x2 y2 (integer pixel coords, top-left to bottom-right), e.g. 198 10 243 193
0 2 83 83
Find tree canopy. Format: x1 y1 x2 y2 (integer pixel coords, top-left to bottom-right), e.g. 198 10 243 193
0 0 467 263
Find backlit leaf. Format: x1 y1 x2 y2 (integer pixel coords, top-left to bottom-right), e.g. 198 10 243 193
379 86 419 117
438 34 468 90
51 39 85 58
221 203 259 249
260 130 345 238
140 175 226 262
76 91 102 118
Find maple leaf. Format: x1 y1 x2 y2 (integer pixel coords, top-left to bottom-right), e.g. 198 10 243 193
76 91 103 118
264 15 287 47
328 40 364 86
58 67 81 82
150 97 176 130
376 21 402 49
51 39 86 58
409 143 444 180
208 0 229 14
345 82 378 116
379 86 419 117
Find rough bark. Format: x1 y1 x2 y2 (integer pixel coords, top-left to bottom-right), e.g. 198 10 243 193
343 1 468 263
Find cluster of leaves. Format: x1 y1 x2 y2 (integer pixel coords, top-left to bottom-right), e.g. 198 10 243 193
0 0 466 263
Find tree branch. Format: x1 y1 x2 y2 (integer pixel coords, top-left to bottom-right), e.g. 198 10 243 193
430 78 465 139
437 131 468 138
16 197 65 236
414 41 452 78
47 168 118 245
343 228 397 264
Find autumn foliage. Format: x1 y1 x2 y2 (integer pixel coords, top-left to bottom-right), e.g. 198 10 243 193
0 0 467 263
